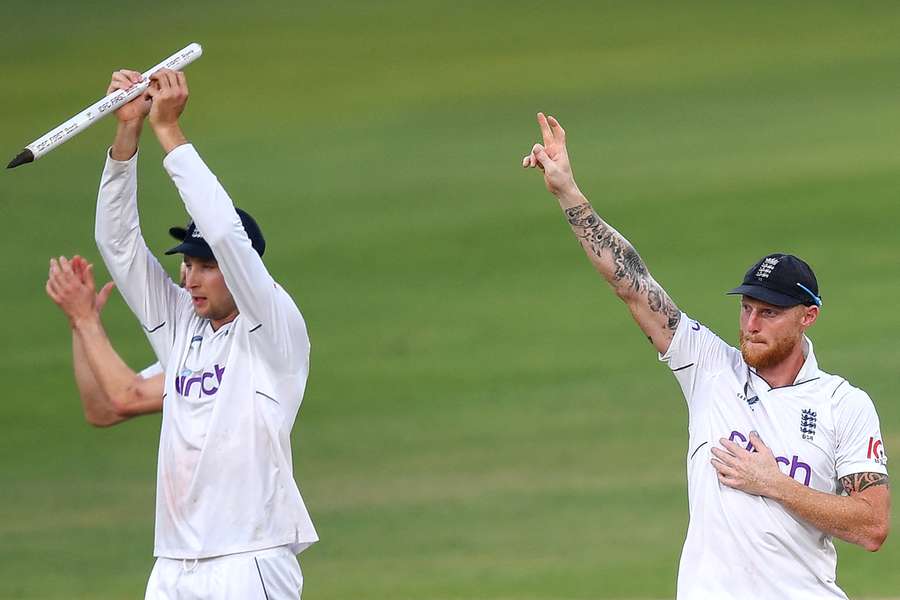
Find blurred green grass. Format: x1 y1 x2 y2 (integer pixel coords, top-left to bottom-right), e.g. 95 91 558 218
1 1 898 598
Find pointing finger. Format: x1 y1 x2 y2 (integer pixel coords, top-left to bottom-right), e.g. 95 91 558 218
548 115 566 142
537 112 554 146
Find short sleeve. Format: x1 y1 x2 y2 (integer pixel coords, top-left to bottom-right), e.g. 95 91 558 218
659 312 739 407
834 387 888 479
139 362 164 379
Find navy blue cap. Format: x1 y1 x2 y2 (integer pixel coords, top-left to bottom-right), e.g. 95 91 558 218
165 207 266 259
727 253 821 307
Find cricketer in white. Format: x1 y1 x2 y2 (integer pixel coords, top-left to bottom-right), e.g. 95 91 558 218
95 68 316 598
523 113 889 600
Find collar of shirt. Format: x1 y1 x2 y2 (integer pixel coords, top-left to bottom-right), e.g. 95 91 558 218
748 335 820 390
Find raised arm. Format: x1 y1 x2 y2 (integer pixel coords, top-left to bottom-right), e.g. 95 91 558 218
95 70 189 368
146 70 309 370
46 255 163 426
523 113 680 353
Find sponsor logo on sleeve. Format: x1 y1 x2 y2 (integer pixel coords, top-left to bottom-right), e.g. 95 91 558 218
867 437 887 466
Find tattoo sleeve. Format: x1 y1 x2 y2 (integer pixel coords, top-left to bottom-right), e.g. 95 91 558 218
564 202 680 332
840 472 890 495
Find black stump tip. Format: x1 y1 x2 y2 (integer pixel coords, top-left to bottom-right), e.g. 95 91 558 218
7 148 34 169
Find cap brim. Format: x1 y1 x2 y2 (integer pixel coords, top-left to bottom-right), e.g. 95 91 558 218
164 241 215 259
726 284 803 307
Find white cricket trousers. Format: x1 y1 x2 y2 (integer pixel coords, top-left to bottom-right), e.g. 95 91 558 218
144 546 303 599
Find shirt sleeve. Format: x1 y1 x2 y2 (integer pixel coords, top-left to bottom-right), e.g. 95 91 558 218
833 387 889 480
139 362 164 379
658 312 740 407
94 149 190 369
162 144 309 371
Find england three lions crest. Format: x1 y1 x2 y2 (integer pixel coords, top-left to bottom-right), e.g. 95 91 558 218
800 409 817 441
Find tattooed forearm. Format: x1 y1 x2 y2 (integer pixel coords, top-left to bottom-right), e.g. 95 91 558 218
564 202 680 331
840 472 890 495
565 203 647 291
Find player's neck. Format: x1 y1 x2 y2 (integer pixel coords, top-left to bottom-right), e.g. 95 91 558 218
211 310 239 331
755 343 806 389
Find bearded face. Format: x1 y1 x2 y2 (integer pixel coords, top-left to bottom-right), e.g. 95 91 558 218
739 327 802 370
739 299 808 371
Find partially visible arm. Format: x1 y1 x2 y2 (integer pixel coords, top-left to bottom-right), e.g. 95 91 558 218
768 472 891 552
73 316 164 425
523 113 680 353
47 256 163 426
712 432 890 551
70 331 112 425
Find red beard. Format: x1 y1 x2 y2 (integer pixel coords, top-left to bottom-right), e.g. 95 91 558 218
739 330 801 371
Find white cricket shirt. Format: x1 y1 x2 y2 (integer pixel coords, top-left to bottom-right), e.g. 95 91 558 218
660 313 888 600
96 145 318 559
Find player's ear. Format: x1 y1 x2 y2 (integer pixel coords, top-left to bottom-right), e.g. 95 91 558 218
800 305 819 328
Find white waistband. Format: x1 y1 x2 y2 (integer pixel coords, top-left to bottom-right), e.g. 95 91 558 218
158 545 292 571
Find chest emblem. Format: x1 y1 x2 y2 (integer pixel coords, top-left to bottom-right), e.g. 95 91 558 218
800 409 817 441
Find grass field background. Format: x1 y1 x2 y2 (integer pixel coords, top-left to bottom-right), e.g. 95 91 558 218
1 2 899 598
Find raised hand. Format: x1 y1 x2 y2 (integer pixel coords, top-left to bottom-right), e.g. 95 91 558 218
107 69 151 125
73 256 116 312
147 69 189 129
522 112 580 198
46 255 115 327
146 69 189 153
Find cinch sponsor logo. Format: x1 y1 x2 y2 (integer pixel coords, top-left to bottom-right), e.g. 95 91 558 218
729 430 812 487
175 364 225 397
867 437 887 466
